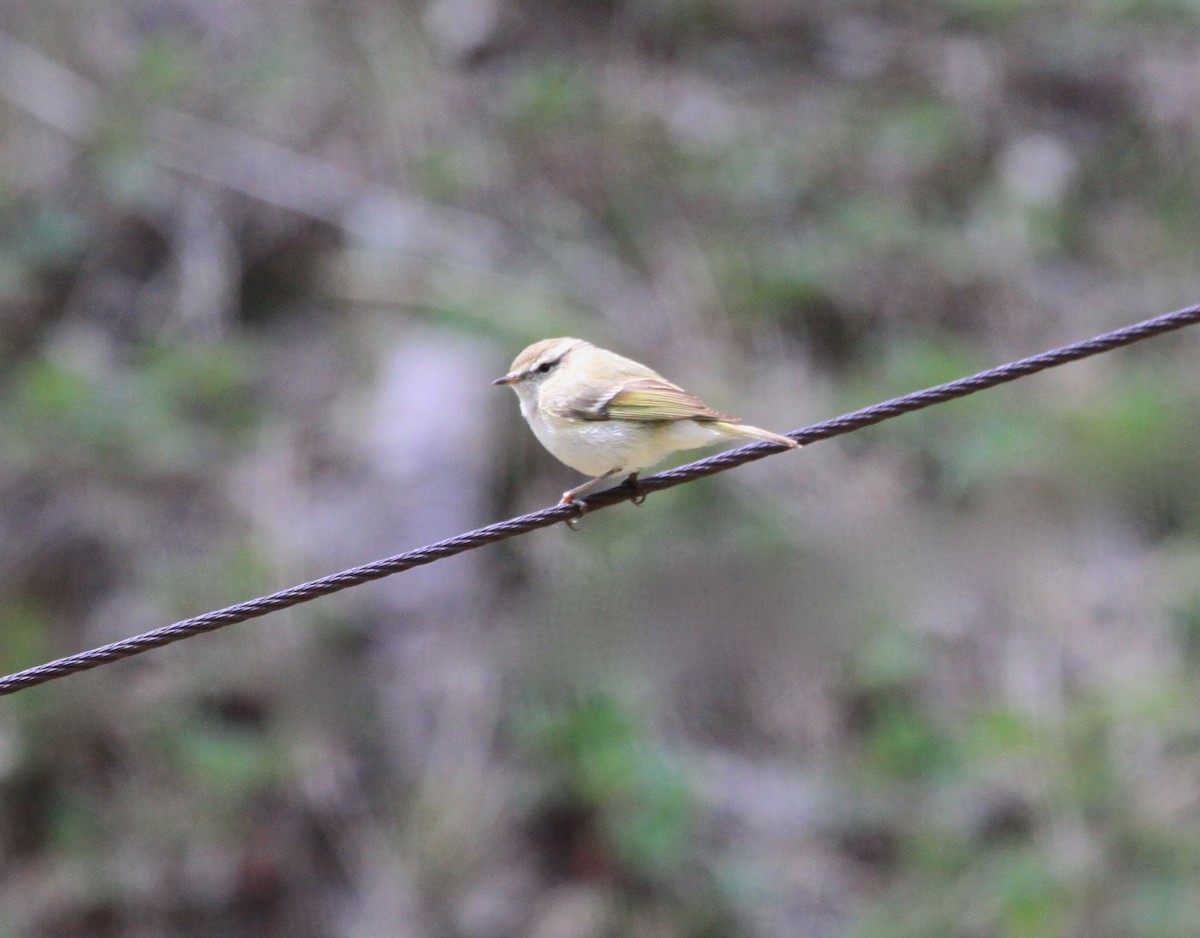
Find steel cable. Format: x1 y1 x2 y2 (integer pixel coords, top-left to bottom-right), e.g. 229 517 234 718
1 304 1197 696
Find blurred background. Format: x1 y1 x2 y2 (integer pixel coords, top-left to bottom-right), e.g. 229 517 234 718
1 0 1199 935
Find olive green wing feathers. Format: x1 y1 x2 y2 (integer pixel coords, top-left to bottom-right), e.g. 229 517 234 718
571 377 737 423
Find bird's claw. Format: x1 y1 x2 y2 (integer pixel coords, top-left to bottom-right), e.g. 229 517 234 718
560 493 588 530
559 471 643 528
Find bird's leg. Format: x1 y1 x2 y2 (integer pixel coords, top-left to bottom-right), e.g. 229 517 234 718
625 473 646 506
561 468 624 506
560 468 623 528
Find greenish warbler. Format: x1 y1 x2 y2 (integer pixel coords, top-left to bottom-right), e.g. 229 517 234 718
494 337 800 505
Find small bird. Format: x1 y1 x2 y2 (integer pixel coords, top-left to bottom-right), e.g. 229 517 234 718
494 337 799 507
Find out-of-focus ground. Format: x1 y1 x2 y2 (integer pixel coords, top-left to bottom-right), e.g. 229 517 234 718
1 1 1199 935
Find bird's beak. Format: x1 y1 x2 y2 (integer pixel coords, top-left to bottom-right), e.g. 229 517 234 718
493 374 517 386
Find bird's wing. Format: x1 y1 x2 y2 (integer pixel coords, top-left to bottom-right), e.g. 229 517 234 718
574 377 737 423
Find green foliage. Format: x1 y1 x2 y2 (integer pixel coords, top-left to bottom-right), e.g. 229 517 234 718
629 0 734 43
713 238 831 325
862 700 955 781
1 338 260 475
1048 368 1200 534
44 784 108 854
3 0 1200 932
942 0 1038 28
151 540 272 620
873 98 971 187
152 708 286 808
845 610 1200 938
0 204 88 305
409 144 479 203
514 693 697 881
842 333 1040 494
1170 592 1200 666
842 334 1200 527
130 33 201 103
509 62 599 133
848 629 959 782
0 600 53 684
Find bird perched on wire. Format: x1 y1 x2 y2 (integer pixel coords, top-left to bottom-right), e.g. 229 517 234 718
494 337 799 508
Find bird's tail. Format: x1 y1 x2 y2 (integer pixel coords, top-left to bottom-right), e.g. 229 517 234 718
713 421 800 449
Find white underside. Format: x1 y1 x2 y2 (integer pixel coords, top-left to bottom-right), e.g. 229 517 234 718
521 397 732 477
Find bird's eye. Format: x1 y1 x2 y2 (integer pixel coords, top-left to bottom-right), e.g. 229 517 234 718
536 361 555 374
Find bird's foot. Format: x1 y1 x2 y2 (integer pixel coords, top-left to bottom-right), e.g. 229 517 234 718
558 468 624 528
625 473 646 506
560 491 588 530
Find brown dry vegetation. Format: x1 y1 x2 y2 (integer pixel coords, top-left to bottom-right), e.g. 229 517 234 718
1 1 1200 936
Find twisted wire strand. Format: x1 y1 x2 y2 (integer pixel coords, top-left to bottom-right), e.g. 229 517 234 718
2 304 1197 696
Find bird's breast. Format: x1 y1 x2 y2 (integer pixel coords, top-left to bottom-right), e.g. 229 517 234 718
524 409 728 478
527 411 637 476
